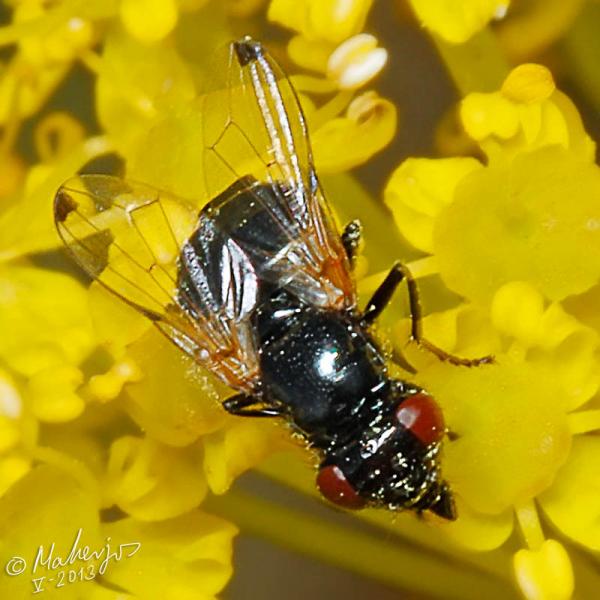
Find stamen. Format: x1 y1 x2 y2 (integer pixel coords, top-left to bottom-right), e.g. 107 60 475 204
515 500 544 550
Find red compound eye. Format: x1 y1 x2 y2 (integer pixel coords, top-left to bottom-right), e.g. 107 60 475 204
396 392 445 446
316 465 366 509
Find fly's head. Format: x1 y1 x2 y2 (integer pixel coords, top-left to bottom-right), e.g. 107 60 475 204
316 383 456 520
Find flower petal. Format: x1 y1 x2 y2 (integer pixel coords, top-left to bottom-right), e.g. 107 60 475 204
203 420 289 494
460 65 596 164
408 0 510 44
442 497 514 551
101 511 237 599
104 436 208 520
538 436 600 551
123 329 226 447
28 364 85 423
420 358 571 515
268 0 374 44
434 147 600 302
312 92 397 173
120 0 179 44
0 465 102 598
385 157 482 252
0 265 94 376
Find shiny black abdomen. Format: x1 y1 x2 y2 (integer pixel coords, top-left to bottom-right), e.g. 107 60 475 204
253 292 388 435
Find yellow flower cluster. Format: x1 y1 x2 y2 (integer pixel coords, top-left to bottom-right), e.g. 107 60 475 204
385 62 600 598
0 0 598 599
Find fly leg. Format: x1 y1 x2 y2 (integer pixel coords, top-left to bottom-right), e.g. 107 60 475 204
223 393 285 417
342 220 362 268
362 262 494 367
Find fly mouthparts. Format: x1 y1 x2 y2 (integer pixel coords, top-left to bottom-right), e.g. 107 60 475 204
428 483 457 521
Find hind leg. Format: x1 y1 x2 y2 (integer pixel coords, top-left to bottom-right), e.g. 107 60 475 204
362 262 494 367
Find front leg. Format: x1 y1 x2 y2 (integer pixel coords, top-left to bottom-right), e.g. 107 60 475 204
362 262 494 367
223 393 284 417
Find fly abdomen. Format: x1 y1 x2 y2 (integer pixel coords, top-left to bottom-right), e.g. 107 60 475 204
255 295 387 433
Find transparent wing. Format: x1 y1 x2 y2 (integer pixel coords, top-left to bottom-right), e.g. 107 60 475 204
54 174 260 392
201 37 355 310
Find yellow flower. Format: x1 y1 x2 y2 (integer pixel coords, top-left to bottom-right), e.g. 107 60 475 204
104 435 208 519
94 26 196 159
0 1 95 124
460 64 595 163
435 146 600 302
268 0 374 44
119 0 179 44
0 267 93 420
311 91 397 173
384 156 482 253
0 465 102 598
407 0 511 44
99 511 237 600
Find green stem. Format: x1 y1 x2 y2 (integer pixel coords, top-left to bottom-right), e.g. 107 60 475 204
207 488 514 600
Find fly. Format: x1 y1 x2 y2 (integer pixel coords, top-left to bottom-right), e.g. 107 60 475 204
54 36 492 520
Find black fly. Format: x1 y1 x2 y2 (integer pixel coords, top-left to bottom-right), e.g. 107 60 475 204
54 37 492 520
